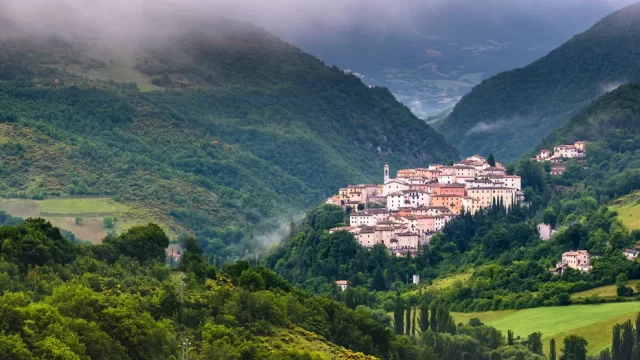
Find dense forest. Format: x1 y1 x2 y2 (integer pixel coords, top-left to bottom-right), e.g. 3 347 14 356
0 15 457 261
0 217 568 360
439 2 640 161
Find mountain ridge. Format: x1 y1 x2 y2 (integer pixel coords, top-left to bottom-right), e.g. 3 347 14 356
0 17 458 259
439 1 640 161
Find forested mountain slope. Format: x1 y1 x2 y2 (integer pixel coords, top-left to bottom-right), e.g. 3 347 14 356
439 2 640 161
0 16 457 259
535 81 640 201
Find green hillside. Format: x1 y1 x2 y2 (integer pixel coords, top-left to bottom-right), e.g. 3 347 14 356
611 192 640 231
533 81 640 201
453 303 640 354
0 17 457 259
439 2 640 161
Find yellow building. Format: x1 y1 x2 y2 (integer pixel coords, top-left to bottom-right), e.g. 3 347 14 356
430 194 462 214
466 187 517 209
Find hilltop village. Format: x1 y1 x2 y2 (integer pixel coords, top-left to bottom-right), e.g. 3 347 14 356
326 155 525 256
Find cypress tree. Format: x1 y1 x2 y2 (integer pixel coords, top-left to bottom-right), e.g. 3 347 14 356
488 153 496 167
419 302 429 333
436 305 448 334
507 330 514 346
393 296 404 335
636 313 640 345
549 338 556 360
372 266 386 291
613 324 622 360
527 332 543 355
635 313 640 345
412 306 417 337
405 305 411 336
622 320 635 360
430 302 438 332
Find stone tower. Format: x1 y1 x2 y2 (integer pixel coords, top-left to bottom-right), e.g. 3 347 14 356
384 163 390 183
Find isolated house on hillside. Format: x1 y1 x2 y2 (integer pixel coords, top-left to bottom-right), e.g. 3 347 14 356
562 250 592 272
335 280 349 291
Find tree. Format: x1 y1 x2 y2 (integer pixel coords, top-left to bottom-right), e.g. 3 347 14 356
357 203 365 211
411 306 417 337
102 216 115 229
526 332 543 355
372 266 386 291
598 349 612 360
507 330 514 346
429 302 438 332
237 269 265 291
179 237 209 283
550 339 557 360
405 305 411 336
75 217 83 226
419 302 429 333
560 335 587 360
488 153 496 167
394 296 404 335
104 224 169 263
616 273 633 297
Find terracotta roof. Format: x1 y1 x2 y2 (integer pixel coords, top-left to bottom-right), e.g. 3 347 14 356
468 187 516 191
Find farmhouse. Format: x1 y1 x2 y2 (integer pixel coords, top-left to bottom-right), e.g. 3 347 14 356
562 250 592 272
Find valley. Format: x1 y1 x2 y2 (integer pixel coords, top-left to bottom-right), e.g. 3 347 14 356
1 1 640 359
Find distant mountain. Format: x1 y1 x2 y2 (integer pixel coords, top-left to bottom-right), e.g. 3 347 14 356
439 2 640 161
0 15 457 259
288 0 618 119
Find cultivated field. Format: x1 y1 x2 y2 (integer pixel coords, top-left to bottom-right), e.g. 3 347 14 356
453 302 640 354
0 197 149 243
570 280 640 300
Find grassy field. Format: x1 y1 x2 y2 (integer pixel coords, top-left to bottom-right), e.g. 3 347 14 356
0 197 155 243
431 272 472 290
40 198 126 216
610 192 640 230
571 280 640 299
403 272 472 300
453 302 640 354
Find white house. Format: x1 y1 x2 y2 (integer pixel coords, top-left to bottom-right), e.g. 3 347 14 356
437 175 456 184
537 223 554 241
350 212 378 227
336 280 349 291
502 176 522 190
383 180 410 196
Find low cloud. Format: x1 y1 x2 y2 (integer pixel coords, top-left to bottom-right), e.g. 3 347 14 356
466 120 509 135
0 0 634 44
600 80 627 95
253 213 305 257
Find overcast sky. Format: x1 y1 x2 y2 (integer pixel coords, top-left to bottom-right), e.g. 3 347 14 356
0 0 637 40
